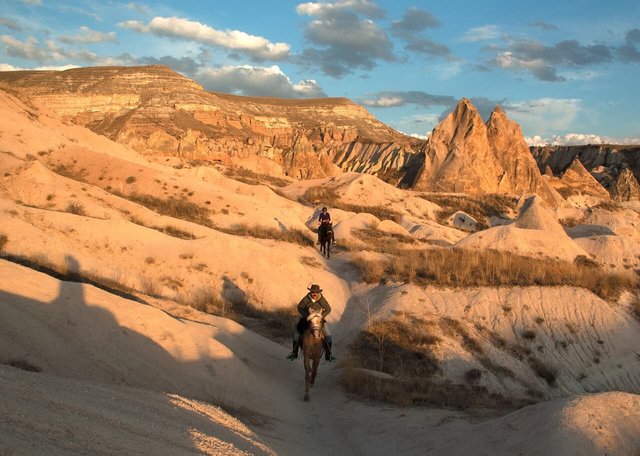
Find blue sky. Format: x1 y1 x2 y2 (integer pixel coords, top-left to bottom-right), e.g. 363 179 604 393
1 0 639 145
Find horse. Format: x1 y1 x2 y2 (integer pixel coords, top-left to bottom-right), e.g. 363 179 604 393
302 308 325 401
318 222 334 258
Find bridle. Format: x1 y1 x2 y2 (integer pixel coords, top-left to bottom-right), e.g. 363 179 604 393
306 309 324 338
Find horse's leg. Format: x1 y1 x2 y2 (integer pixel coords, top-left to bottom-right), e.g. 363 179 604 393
304 356 310 401
311 356 320 386
326 239 330 258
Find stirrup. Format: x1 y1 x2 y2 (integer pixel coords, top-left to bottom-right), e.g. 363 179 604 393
325 355 336 362
287 352 298 360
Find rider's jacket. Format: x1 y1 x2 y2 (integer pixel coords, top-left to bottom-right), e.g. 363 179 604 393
318 212 331 224
297 294 331 318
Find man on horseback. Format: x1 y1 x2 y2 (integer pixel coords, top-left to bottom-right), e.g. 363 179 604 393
287 284 336 362
317 207 331 245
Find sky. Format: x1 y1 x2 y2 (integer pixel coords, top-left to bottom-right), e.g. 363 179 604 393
1 0 639 145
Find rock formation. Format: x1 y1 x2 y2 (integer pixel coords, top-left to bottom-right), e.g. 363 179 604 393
557 158 610 199
0 65 421 181
609 168 640 201
404 99 561 206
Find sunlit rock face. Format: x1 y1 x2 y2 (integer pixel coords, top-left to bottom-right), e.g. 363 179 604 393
0 65 421 181
405 99 561 207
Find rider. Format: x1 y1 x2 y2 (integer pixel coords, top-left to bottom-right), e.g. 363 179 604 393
287 284 336 362
317 207 331 245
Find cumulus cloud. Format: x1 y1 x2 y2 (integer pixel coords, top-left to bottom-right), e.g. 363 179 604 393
0 34 103 63
503 98 581 136
196 65 326 98
461 25 502 42
59 26 117 44
126 3 149 14
0 62 80 71
530 21 556 30
482 33 640 81
525 133 640 146
618 28 640 62
295 0 394 77
390 7 451 60
119 17 290 61
391 7 440 32
1 35 52 62
0 18 22 31
360 91 455 108
296 0 385 19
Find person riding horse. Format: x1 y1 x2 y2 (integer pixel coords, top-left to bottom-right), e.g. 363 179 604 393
287 284 336 362
317 207 331 245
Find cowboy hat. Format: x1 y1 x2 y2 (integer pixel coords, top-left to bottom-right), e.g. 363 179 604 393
307 284 323 293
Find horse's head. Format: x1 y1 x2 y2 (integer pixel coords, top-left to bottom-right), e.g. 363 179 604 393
306 308 324 338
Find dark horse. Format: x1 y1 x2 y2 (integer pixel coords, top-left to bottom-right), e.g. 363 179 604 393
302 308 325 401
318 222 334 258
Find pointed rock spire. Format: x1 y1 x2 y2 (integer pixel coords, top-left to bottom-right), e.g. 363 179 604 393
609 168 640 201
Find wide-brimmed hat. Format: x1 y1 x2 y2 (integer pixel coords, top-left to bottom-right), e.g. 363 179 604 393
308 284 323 293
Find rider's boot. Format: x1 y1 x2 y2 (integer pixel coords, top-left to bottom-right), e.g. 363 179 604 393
324 336 336 362
287 338 299 360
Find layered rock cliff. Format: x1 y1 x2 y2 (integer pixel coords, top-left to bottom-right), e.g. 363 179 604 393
531 144 640 200
0 65 422 180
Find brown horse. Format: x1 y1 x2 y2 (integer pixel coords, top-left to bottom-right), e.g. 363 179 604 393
302 308 325 401
318 222 334 258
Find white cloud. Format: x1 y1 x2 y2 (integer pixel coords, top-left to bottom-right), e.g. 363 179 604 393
126 3 149 14
296 0 384 19
461 25 501 42
0 63 80 71
1 35 54 62
525 133 640 146
22 0 42 5
59 26 117 44
196 65 326 98
119 17 290 60
504 98 581 137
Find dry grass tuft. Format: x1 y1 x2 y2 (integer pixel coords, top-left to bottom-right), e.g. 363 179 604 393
0 234 7 254
65 200 86 216
423 193 517 229
350 227 417 254
223 167 291 187
341 314 520 409
300 186 400 221
5 358 42 372
122 193 212 228
128 216 196 240
351 247 636 300
217 223 314 246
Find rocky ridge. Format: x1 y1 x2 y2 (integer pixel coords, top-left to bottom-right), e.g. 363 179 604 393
0 65 421 181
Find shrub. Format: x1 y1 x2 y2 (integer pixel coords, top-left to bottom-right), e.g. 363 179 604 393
350 247 636 301
5 359 41 372
423 193 517 228
125 176 137 184
0 234 7 254
65 200 86 215
217 224 314 246
124 193 212 228
521 330 537 340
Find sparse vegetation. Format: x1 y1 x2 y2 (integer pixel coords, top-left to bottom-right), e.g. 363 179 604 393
222 166 291 187
348 227 417 254
217 223 314 246
125 176 137 184
351 247 636 300
128 216 196 240
65 200 86 215
422 193 517 229
299 185 400 221
5 358 42 372
0 234 7 254
341 314 522 409
122 193 212 228
521 330 537 340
